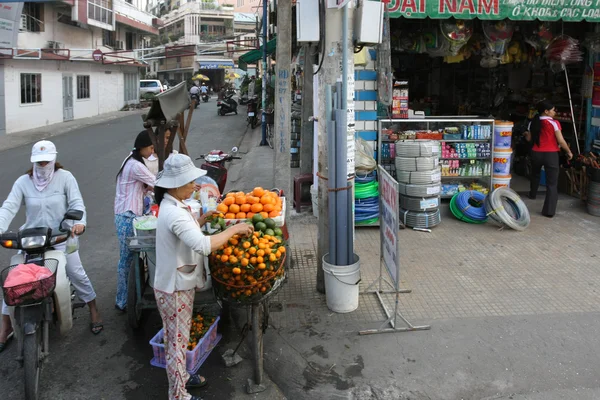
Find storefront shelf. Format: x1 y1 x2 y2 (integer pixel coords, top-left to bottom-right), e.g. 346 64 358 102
440 157 489 160
441 175 491 179
441 139 490 143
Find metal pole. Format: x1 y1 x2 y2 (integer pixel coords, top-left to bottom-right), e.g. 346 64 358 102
326 86 337 266
260 0 268 146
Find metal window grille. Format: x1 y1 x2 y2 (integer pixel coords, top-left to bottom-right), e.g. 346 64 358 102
88 0 114 25
20 74 42 104
77 76 90 99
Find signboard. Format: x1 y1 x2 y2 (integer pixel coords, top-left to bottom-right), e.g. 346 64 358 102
378 166 400 289
0 2 24 48
92 49 103 62
387 0 600 22
199 62 234 69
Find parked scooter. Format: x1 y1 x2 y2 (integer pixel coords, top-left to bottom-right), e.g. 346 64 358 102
247 96 259 129
0 209 84 400
197 147 241 193
201 93 209 103
239 93 250 106
190 93 200 109
217 93 238 116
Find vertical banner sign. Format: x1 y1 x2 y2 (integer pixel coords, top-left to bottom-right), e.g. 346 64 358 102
378 166 400 290
346 55 355 180
0 2 24 48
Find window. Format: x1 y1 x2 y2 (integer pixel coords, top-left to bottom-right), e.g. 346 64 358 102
20 74 42 104
88 0 114 25
140 81 159 88
102 29 116 47
22 3 44 32
126 32 136 50
77 76 90 99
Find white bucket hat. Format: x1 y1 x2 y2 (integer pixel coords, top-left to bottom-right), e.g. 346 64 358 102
155 153 206 189
31 140 57 163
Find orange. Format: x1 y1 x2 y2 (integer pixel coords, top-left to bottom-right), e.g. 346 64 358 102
235 195 246 205
221 255 229 263
240 204 251 213
250 257 257 264
225 213 236 219
250 203 263 213
223 247 233 255
257 249 265 256
253 187 265 197
242 241 251 249
226 192 235 198
269 253 277 262
258 263 266 270
260 195 271 205
229 204 240 214
229 256 238 264
232 267 241 275
256 256 264 263
247 196 258 205
269 210 279 218
245 289 252 296
229 238 239 246
223 197 234 206
217 203 229 213
260 212 269 219
248 247 257 255
279 246 286 253
274 205 282 212
241 258 249 267
263 203 275 213
247 212 255 219
236 212 246 219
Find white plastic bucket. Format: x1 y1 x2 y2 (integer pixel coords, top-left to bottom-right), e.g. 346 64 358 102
492 150 512 176
323 253 360 313
492 175 511 190
311 184 318 217
494 121 514 149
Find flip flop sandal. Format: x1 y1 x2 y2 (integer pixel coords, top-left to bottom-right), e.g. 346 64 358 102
186 374 208 389
90 322 104 335
0 332 14 353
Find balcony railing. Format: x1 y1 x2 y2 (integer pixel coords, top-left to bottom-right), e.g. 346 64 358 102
88 0 114 26
114 0 156 27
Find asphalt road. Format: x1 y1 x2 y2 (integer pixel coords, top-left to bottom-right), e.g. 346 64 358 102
0 98 252 399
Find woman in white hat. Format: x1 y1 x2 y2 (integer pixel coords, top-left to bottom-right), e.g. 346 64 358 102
154 154 252 400
0 140 103 351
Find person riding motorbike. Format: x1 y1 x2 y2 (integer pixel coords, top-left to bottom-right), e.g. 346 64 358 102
0 140 104 351
200 83 208 95
189 84 200 97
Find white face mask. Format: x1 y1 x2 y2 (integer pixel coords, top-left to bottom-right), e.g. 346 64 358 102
32 161 56 192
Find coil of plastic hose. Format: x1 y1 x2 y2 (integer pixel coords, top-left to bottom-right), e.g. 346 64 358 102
450 191 487 223
396 168 441 185
355 181 379 200
395 140 439 157
399 194 440 212
395 156 439 172
355 197 379 222
398 182 441 197
484 188 531 231
355 171 377 184
399 207 441 229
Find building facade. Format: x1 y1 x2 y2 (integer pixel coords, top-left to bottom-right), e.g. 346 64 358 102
0 0 160 135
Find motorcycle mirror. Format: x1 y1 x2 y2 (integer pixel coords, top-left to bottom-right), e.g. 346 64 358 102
231 146 239 153
64 209 84 221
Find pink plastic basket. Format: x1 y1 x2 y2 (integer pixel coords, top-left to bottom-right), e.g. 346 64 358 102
149 316 221 374
1 259 59 307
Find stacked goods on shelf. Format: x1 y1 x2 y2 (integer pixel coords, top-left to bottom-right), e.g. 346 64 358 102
492 121 514 190
395 140 441 229
290 117 301 168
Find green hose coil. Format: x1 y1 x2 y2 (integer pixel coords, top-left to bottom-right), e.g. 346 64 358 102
355 181 379 200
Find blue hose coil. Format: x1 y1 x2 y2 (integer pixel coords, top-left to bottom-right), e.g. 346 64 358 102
455 190 488 222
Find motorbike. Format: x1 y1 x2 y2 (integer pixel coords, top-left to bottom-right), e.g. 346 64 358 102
190 93 200 109
201 93 209 103
239 93 250 106
0 209 84 400
247 96 259 129
197 147 241 193
217 93 238 116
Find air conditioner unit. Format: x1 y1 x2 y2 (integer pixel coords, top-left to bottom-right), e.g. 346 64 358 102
116 41 124 50
47 41 62 49
20 14 27 31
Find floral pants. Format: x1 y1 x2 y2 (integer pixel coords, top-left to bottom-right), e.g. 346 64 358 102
115 211 136 310
155 288 195 400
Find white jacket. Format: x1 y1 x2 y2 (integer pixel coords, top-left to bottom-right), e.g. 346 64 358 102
155 193 211 293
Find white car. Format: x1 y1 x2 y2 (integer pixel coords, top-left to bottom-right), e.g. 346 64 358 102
140 79 167 95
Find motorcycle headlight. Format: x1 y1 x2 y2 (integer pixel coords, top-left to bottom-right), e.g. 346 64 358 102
21 235 47 249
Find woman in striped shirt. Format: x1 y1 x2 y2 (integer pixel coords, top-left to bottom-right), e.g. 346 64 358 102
114 131 156 312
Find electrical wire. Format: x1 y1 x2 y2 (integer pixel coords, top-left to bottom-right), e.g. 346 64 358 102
398 182 440 197
395 140 440 157
312 0 326 75
396 168 441 185
450 191 487 224
399 194 440 212
484 188 531 231
395 156 439 172
399 207 442 229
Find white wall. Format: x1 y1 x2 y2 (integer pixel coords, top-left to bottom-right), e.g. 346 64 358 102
3 59 139 134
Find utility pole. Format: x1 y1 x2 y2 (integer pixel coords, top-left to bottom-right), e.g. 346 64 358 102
274 0 292 199
316 3 355 293
259 0 268 146
300 44 314 175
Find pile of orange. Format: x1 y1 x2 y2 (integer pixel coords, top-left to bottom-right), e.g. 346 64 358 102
209 231 286 302
216 187 283 220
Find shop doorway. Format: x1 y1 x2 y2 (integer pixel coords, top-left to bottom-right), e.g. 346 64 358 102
62 74 74 122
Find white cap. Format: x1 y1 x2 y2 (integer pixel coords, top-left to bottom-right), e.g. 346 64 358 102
155 153 207 189
31 140 57 163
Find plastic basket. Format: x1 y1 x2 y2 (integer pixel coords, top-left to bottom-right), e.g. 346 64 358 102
1 259 59 306
149 316 221 375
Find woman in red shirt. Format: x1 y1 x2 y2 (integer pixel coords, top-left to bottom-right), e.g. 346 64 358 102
525 100 573 217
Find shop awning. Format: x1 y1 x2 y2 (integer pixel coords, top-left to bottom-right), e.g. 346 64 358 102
387 0 600 22
238 38 277 71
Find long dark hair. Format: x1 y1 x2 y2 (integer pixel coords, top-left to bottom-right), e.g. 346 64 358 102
529 100 554 147
27 162 64 176
154 187 168 205
116 131 153 179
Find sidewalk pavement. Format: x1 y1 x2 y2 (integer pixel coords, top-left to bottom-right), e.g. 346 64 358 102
0 109 146 152
233 131 600 399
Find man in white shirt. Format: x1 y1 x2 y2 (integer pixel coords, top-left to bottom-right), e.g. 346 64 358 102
189 84 200 96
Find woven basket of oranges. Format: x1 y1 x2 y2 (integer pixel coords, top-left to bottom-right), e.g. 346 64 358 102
216 187 285 227
209 230 286 304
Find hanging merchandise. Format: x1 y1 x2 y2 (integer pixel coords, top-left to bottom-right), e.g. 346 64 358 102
377 5 393 106
523 22 554 51
425 28 450 58
440 19 473 57
482 20 515 57
546 35 584 72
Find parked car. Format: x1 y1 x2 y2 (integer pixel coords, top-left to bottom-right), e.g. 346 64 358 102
140 79 166 96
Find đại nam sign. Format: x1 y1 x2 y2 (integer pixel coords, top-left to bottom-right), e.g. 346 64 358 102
387 0 600 22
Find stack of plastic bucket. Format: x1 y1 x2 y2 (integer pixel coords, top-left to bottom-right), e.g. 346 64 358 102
492 121 514 190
